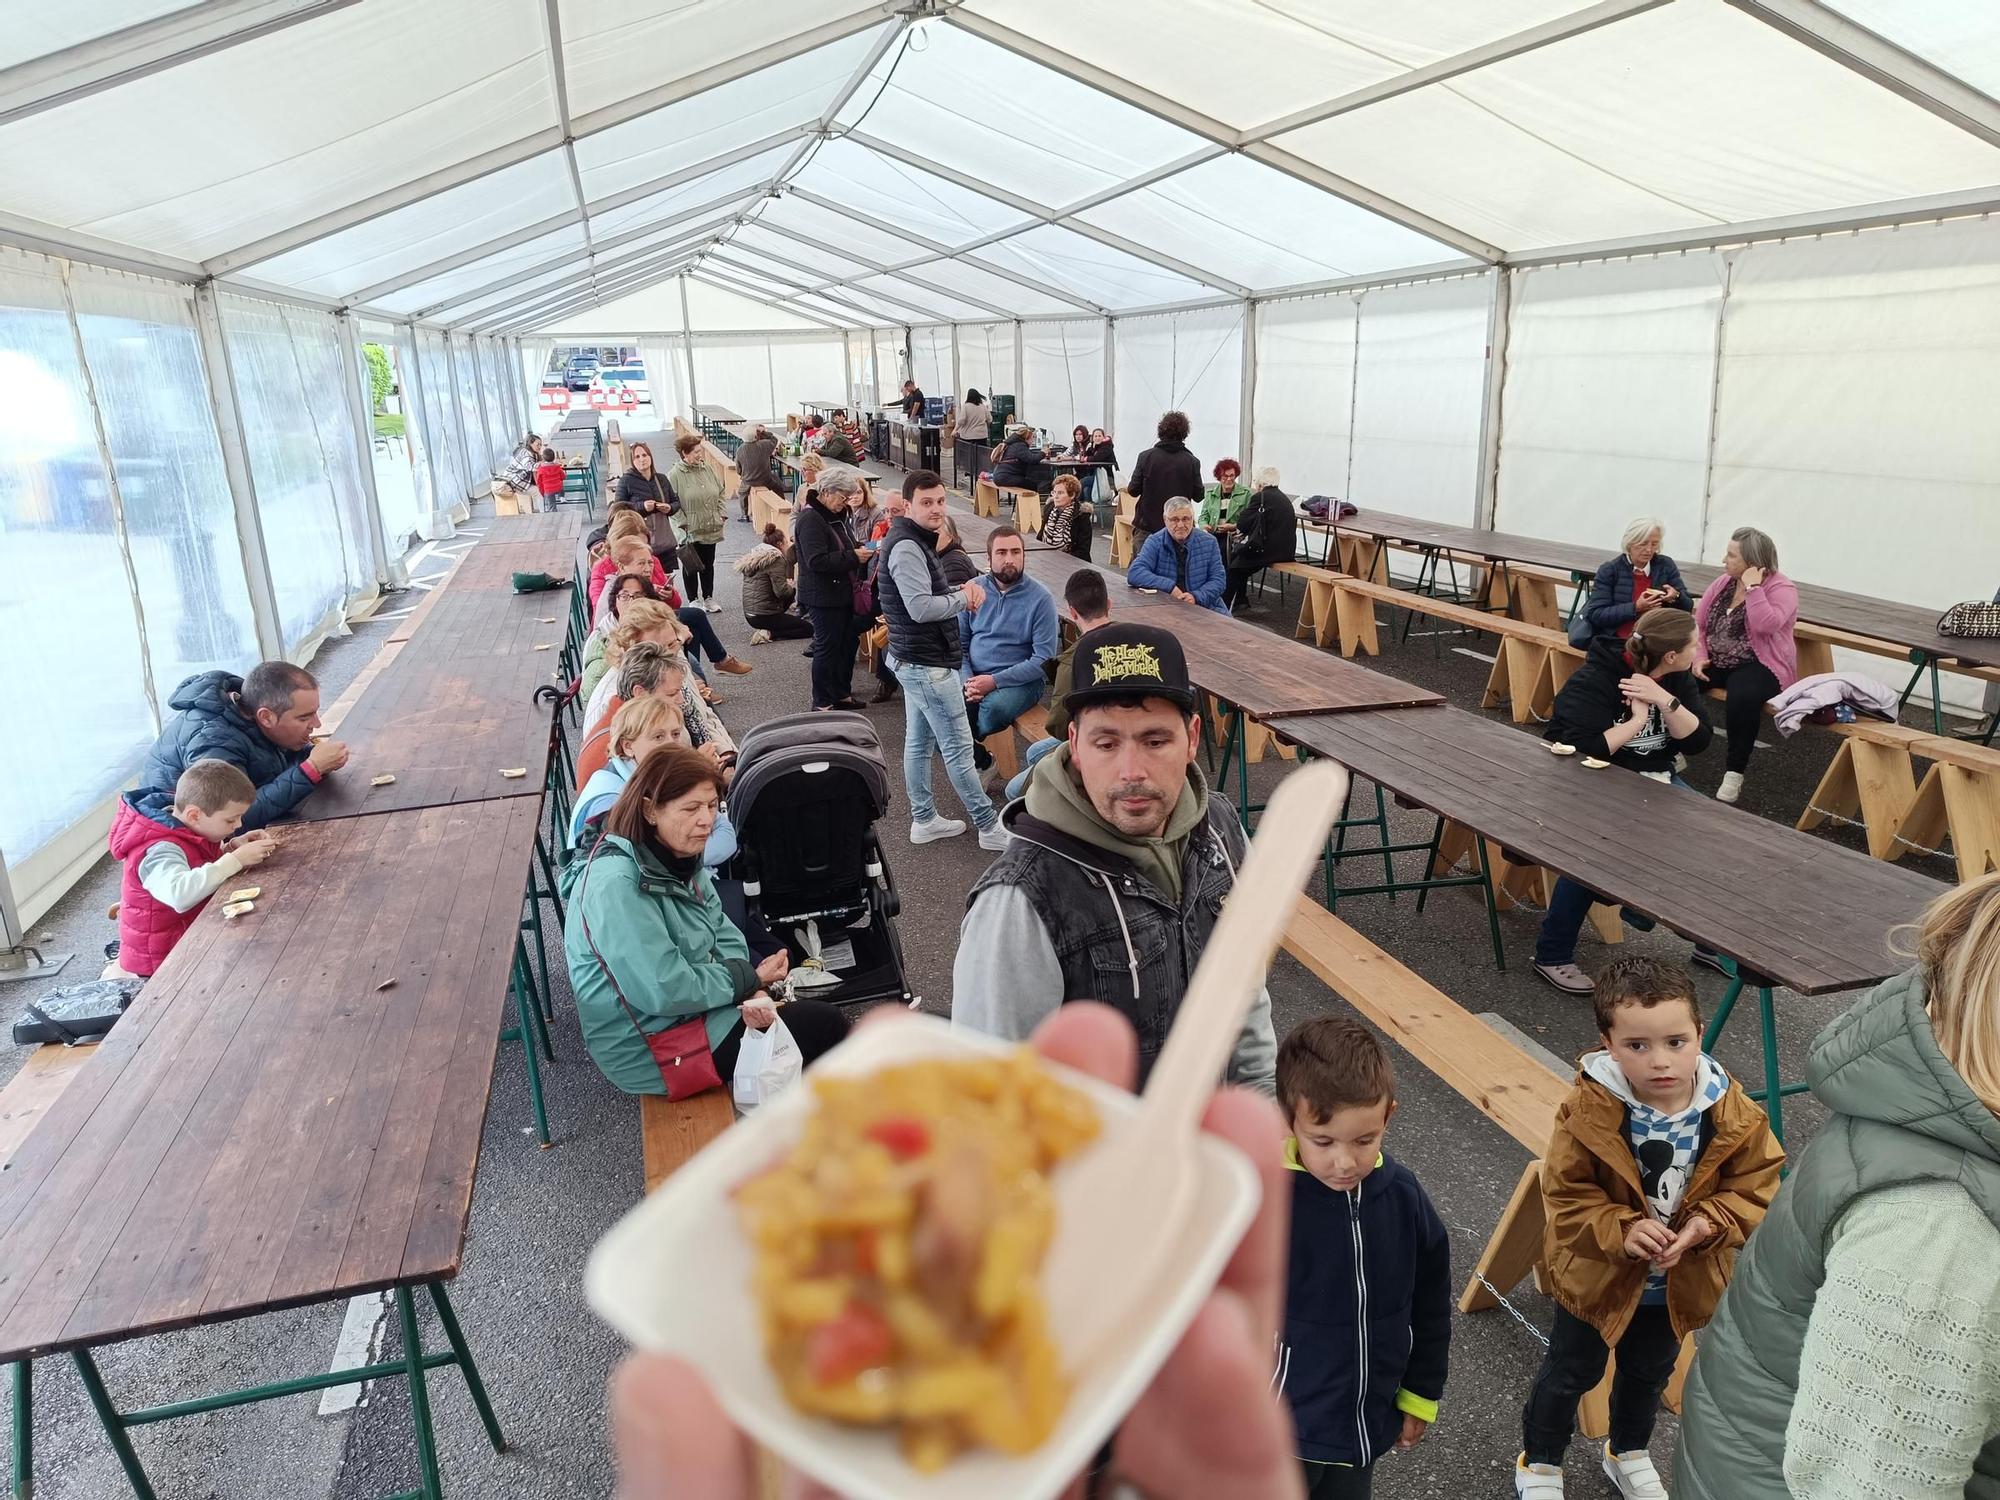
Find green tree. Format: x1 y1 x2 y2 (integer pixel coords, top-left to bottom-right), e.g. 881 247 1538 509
362 342 394 413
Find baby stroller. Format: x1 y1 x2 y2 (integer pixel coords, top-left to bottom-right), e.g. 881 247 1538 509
726 711 913 1007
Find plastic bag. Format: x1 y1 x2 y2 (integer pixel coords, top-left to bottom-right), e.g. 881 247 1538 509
733 1015 803 1113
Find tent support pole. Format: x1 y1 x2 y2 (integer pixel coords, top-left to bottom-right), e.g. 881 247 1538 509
1696 256 1738 565
1103 319 1116 444
193 283 288 660
1238 301 1257 474
679 276 699 419
1474 269 1511 529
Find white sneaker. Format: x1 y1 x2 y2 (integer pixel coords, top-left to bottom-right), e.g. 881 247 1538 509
977 822 1010 853
1515 1454 1564 1497
704 599 722 613
910 816 966 845
1601 1443 1666 1499
1716 770 1744 804
1515 1455 1564 1497
749 628 772 645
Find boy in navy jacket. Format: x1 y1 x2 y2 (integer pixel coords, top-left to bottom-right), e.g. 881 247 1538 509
1276 1015 1452 1498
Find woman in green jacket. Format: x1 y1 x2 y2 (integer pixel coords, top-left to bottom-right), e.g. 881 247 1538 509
669 433 728 612
560 747 848 1096
1677 870 2000 1500
1196 457 1255 531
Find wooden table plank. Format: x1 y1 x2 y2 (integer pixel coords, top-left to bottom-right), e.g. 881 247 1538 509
0 802 534 1362
1280 706 1943 995
1337 509 2000 671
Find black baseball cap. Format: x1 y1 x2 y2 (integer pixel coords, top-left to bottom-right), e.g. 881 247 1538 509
1063 622 1196 714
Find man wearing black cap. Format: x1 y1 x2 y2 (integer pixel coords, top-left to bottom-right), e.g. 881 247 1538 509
950 620 1276 1093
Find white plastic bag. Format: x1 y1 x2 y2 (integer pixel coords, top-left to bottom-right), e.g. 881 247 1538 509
732 1015 803 1113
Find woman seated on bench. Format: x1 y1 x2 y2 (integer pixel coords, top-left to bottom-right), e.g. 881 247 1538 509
1581 516 1692 641
1694 525 1799 807
990 424 1052 495
1532 608 1716 996
561 747 848 1100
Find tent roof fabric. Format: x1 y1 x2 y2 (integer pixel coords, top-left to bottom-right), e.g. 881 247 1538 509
5 0 2000 332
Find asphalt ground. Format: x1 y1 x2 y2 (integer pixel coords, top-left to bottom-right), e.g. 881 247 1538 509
0 448 1960 1498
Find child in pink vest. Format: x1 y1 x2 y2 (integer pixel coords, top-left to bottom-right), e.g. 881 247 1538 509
105 760 276 980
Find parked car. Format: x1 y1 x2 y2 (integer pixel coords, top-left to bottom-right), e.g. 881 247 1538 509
564 354 600 391
596 364 649 403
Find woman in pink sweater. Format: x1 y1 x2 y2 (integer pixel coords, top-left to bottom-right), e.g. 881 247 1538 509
1694 526 1798 806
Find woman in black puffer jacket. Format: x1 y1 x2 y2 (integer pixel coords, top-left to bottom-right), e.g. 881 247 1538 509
793 477 868 711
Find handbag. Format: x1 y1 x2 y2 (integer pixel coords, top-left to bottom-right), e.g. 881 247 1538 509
574 835 725 1101
14 977 141 1046
1566 612 1596 649
850 573 874 616
1937 599 2000 639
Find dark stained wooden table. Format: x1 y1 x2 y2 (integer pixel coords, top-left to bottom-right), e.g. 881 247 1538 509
1280 704 1942 996
478 508 583 543
1336 508 2000 672
0 800 541 1362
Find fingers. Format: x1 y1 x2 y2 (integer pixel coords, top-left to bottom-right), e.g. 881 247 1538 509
610 1353 754 1500
1202 1087 1291 1348
1029 1001 1138 1092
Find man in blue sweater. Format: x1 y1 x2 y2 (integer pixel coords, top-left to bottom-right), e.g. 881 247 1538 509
961 525 1059 773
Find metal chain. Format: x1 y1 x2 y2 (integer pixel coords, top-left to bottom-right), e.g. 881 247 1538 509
1471 1271 1551 1349
1805 804 1955 862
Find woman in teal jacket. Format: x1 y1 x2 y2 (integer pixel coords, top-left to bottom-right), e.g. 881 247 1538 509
560 747 847 1096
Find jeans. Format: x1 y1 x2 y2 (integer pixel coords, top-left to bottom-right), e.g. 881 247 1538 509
1004 737 1062 801
895 663 996 830
807 606 859 708
681 540 718 601
677 606 728 664
745 610 813 640
1534 776 1695 966
1522 1304 1681 1465
968 680 1045 739
1301 1460 1372 1499
1702 658 1781 773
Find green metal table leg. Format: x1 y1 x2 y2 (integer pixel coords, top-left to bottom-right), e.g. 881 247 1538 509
427 1284 505 1454
395 1289 444 1500
1928 657 1943 736
12 1361 29 1500
71 1353 156 1500
1371 786 1394 899
1233 711 1252 827
511 946 553 1147
521 890 553 1024
1414 817 1447 915
1474 837 1507 972
516 939 554 1063
1757 985 1786 1142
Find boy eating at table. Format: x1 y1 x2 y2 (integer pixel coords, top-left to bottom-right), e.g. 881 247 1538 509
105 760 276 980
1276 1014 1451 1498
1515 956 1783 1499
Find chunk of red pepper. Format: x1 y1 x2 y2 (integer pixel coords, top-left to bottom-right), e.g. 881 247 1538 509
863 1115 931 1161
806 1300 895 1385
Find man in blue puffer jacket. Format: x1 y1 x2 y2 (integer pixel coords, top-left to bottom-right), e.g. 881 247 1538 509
134 664 348 831
1275 1015 1451 1498
1127 497 1229 615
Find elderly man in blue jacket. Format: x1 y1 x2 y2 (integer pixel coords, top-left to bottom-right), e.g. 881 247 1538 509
961 524 1059 766
1128 496 1229 615
135 663 349 830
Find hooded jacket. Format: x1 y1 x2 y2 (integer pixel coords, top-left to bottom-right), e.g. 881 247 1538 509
558 831 761 1096
1279 1148 1451 1467
668 458 727 545
1544 635 1713 777
1127 437 1202 533
734 543 796 619
107 788 235 977
1678 968 2000 1500
1129 526 1229 615
1543 1050 1784 1346
951 749 1276 1093
991 436 1050 490
137 671 320 833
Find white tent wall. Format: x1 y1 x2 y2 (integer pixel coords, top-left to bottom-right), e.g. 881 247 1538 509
1021 320 1106 438
1706 219 2000 709
768 335 850 420
449 334 492 489
1114 305 1245 474
476 337 512 464
1493 258 1725 553
217 294 376 649
956 322 1013 407
874 331 903 401
413 329 471 522
362 322 428 551
638 339 687 427
909 326 951 402
1347 275 1491 524
681 331 847 423
844 331 875 409
1253 295 1358 502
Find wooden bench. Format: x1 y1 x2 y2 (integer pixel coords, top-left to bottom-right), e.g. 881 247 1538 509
639 1089 782 1498
1108 491 1139 568
1276 561 1342 650
980 702 1050 781
1006 487 1043 534
1280 896 1693 1433
1801 719 2000 879
972 477 1000 517
748 486 790 533
1320 573 1583 726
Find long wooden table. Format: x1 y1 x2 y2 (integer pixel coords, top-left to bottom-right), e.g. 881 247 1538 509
1279 704 1945 1138
1332 508 2000 720
0 801 539 1494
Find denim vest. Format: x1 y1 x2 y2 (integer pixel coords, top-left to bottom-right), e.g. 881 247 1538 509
966 798 1244 1084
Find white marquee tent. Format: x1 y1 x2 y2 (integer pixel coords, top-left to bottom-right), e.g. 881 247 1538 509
5 0 2000 929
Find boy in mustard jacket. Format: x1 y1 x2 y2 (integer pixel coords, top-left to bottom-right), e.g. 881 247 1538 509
1516 956 1784 1499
